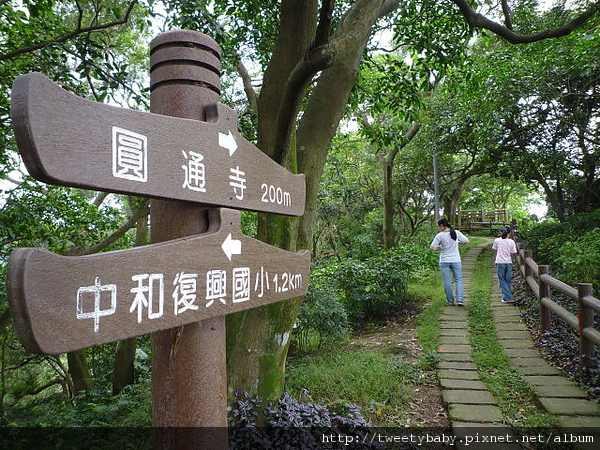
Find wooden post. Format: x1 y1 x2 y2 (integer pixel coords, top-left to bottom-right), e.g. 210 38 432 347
149 31 227 448
538 265 550 332
578 283 595 369
523 250 533 296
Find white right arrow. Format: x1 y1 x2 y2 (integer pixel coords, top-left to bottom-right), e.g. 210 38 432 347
218 130 238 156
221 233 242 261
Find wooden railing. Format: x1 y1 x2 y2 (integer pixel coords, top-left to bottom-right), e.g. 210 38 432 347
458 208 509 225
515 243 600 369
456 208 513 232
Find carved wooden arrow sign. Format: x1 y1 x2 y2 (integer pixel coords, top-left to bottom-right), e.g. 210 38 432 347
6 209 310 355
11 72 305 216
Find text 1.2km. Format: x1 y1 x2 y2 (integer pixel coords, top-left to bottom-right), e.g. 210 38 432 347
273 272 303 294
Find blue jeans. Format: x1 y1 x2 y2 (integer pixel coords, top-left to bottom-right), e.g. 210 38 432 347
439 262 464 304
496 263 513 301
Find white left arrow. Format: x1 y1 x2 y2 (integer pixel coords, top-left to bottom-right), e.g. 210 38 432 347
221 233 242 261
218 130 238 156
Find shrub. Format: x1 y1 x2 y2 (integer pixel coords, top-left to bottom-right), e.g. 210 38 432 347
521 210 600 268
336 249 411 325
556 228 600 288
295 284 350 351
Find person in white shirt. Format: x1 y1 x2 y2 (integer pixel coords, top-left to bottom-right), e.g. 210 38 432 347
430 218 470 305
492 227 518 303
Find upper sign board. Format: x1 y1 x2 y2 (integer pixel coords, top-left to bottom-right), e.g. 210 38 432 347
11 73 305 216
7 209 310 354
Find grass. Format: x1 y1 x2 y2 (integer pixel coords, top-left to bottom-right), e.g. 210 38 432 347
467 249 560 428
284 266 449 426
285 350 416 425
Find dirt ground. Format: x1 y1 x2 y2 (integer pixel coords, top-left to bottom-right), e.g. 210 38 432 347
347 312 450 428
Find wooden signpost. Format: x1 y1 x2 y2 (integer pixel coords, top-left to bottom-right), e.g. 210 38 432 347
11 73 305 216
8 208 309 355
6 30 309 448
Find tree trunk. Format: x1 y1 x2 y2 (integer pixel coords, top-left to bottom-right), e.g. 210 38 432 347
297 0 387 251
226 0 317 409
379 154 395 249
111 338 137 394
226 0 388 407
67 351 93 394
111 200 148 394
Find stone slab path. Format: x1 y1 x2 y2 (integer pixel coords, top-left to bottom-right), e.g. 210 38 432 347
436 241 600 449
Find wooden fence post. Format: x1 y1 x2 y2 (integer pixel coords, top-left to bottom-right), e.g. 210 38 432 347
578 283 595 369
516 243 525 278
538 265 550 332
510 219 518 237
523 250 533 296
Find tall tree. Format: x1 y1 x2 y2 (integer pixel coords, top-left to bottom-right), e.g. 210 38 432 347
431 2 600 221
166 0 600 405
0 0 155 393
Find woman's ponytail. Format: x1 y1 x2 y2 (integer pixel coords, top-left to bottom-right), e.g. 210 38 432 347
449 226 457 241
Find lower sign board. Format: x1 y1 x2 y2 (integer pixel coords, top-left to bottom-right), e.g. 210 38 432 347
11 72 305 216
7 209 310 355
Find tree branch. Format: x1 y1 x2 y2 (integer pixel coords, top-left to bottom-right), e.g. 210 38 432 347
0 0 138 62
313 0 335 49
234 52 259 127
452 0 600 44
501 0 513 30
270 0 337 166
379 0 401 18
92 192 109 208
272 43 336 165
386 121 421 164
72 201 149 256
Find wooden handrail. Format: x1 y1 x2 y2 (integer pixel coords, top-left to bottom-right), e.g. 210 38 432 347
514 238 598 369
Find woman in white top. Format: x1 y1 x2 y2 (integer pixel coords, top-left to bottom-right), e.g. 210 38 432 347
492 227 518 302
430 218 470 305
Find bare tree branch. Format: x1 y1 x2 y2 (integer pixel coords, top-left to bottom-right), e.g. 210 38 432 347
501 0 513 30
452 0 600 44
92 191 109 207
313 0 335 49
0 0 138 62
71 200 150 256
234 52 259 126
272 43 336 165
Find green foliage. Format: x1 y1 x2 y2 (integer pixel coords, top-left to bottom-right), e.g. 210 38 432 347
297 232 438 351
315 135 382 260
390 0 473 74
335 249 411 325
4 383 152 427
295 284 349 352
285 351 414 424
556 228 600 288
520 218 570 267
521 210 600 288
0 182 133 305
395 233 440 276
